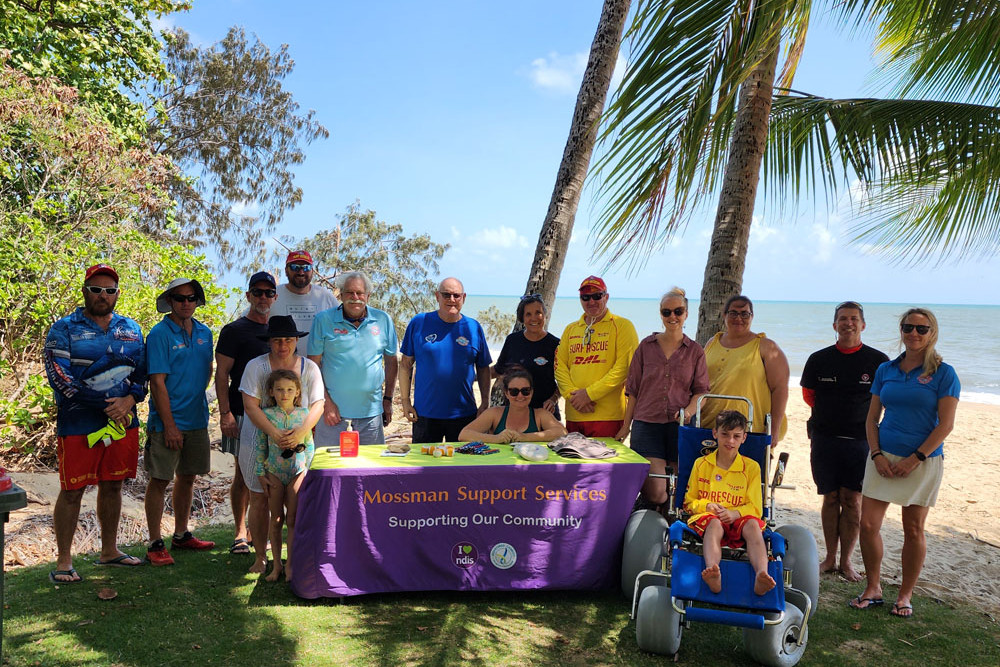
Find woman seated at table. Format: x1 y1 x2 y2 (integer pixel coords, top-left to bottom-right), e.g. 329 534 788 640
459 367 567 444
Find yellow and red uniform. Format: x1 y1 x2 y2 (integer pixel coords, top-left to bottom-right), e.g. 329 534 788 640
684 450 763 526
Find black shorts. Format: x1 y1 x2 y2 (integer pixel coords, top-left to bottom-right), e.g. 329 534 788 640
810 433 868 495
629 420 679 463
412 415 476 444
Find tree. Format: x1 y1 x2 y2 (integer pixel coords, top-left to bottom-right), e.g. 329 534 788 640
521 0 632 317
287 203 449 339
146 27 329 269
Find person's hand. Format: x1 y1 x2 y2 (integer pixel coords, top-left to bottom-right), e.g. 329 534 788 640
496 429 519 444
873 453 895 478
258 474 273 493
276 429 299 449
542 397 558 414
382 401 393 427
706 502 723 515
891 454 921 478
164 424 183 450
104 396 135 428
403 402 418 423
614 424 630 442
219 411 239 439
569 389 594 412
323 398 342 427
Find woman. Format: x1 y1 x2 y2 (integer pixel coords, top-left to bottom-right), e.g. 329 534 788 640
459 368 567 443
615 287 709 506
701 295 789 442
238 315 325 575
850 308 960 617
494 294 561 417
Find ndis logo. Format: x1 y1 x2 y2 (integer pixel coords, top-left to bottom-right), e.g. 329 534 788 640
451 542 479 569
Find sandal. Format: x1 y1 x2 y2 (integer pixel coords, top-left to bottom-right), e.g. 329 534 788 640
96 553 144 567
890 602 914 618
230 538 251 554
49 568 83 584
848 595 884 610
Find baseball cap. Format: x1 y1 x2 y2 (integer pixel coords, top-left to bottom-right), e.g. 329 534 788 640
578 276 607 294
249 271 277 288
285 250 313 265
84 264 119 282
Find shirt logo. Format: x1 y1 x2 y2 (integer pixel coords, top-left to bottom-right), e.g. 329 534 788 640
456 336 470 347
370 325 381 336
533 356 548 366
196 338 207 346
715 474 723 481
425 334 437 343
861 373 871 382
918 375 932 384
333 327 349 335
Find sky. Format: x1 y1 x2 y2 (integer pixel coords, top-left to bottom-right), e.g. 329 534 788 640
164 1 1000 305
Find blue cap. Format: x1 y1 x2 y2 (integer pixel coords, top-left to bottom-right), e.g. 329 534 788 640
249 271 276 289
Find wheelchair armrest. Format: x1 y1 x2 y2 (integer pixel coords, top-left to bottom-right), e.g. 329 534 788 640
669 520 699 547
767 529 785 558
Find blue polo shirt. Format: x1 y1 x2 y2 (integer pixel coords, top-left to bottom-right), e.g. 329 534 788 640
871 356 960 458
308 305 398 419
400 311 491 419
146 315 213 432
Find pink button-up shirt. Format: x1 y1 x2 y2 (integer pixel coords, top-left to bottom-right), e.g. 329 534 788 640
625 333 710 423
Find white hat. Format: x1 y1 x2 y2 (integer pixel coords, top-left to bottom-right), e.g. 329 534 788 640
155 277 207 313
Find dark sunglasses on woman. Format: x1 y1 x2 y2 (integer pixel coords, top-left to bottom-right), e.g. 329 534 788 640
660 307 685 317
506 387 533 396
901 323 931 335
170 293 199 303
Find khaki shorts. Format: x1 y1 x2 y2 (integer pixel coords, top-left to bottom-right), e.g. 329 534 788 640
145 428 211 480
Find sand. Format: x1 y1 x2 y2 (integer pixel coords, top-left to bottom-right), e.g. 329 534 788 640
5 394 999 615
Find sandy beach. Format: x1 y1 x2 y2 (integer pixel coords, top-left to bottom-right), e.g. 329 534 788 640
5 392 999 615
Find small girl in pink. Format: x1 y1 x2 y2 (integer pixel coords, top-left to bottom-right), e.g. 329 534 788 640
683 410 775 596
255 369 314 583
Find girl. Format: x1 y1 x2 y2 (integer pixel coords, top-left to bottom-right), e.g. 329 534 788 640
255 369 314 582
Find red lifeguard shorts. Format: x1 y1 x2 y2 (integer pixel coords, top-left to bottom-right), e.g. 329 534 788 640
566 420 623 438
689 514 766 548
57 428 140 491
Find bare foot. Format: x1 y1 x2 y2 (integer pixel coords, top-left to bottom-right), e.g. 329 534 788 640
702 564 722 593
249 558 267 574
754 570 776 596
265 565 282 583
839 563 864 582
820 555 838 573
284 565 293 583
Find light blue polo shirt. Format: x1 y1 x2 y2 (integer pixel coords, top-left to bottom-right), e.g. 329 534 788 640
146 315 213 431
309 305 398 419
871 356 960 458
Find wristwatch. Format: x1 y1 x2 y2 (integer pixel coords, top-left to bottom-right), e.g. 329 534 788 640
914 450 927 461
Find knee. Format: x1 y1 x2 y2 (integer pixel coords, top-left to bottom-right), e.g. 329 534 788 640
99 480 123 494
822 491 840 507
901 520 925 542
58 488 86 506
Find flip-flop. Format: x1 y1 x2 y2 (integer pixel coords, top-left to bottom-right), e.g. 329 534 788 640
96 554 144 567
230 538 251 554
49 568 83 584
848 595 884 610
890 602 914 618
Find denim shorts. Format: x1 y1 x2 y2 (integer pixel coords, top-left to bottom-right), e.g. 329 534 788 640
629 420 679 462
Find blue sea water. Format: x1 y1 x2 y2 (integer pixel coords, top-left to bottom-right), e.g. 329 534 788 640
465 296 1000 404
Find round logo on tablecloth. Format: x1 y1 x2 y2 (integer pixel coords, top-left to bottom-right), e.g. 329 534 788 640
451 542 479 569
490 543 517 570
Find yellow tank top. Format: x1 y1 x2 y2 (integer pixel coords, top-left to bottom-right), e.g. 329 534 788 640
701 332 786 440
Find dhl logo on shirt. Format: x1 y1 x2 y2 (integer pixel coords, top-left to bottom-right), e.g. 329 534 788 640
573 354 606 365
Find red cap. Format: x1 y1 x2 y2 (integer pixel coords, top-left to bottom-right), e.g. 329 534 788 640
578 275 607 294
84 264 119 282
285 250 313 265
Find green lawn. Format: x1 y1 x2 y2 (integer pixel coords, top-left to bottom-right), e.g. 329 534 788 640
3 525 998 666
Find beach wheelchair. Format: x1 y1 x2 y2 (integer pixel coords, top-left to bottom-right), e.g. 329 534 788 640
621 395 819 666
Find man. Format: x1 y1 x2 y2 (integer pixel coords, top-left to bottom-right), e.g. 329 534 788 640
144 277 215 565
555 276 638 437
271 249 338 355
399 277 491 443
801 301 889 581
214 271 276 554
44 264 147 582
308 271 399 446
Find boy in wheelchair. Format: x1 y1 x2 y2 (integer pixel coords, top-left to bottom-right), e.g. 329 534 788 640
683 410 776 597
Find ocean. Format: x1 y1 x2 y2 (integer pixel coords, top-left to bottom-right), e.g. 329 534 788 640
464 296 1000 405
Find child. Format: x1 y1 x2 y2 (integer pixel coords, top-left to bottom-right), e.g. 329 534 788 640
255 369 314 582
683 410 775 596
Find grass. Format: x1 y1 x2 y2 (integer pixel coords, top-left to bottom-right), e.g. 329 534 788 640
3 525 999 666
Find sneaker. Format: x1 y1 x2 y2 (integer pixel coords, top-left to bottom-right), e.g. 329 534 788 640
146 539 174 567
171 531 215 551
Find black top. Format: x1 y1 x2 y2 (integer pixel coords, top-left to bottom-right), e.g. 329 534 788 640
495 331 560 411
801 343 890 439
216 316 271 417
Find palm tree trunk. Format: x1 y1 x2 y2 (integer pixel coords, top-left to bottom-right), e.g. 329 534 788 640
522 0 631 318
695 45 780 345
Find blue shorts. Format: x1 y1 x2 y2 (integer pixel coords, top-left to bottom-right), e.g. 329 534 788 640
629 420 679 462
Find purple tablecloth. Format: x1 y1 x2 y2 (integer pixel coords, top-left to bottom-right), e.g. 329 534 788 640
290 441 649 598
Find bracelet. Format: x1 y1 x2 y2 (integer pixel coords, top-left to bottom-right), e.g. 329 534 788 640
914 450 927 462
382 396 392 401
870 451 885 461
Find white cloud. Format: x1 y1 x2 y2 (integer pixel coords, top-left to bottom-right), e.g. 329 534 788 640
450 226 462 240
809 223 837 263
230 201 260 217
529 51 588 94
480 225 529 249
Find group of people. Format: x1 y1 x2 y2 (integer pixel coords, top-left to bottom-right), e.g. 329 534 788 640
44 258 959 614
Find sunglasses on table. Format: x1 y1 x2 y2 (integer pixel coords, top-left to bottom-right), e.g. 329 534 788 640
281 443 307 459
726 310 752 320
660 307 686 317
580 292 605 302
249 288 277 298
506 387 533 396
84 286 119 295
170 293 199 303
288 263 313 273
901 323 931 335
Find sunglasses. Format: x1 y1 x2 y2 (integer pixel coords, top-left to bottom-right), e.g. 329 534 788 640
901 323 931 335
506 387 533 396
726 309 752 320
281 443 307 459
520 293 542 301
249 288 276 298
169 293 199 303
660 307 686 317
439 291 464 300
288 263 313 273
84 285 119 295
580 292 605 302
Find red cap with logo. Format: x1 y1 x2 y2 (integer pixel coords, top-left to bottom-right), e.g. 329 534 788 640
578 275 607 294
84 264 119 282
285 250 313 265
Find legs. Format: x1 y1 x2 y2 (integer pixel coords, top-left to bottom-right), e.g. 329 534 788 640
248 490 269 574
853 495 889 607
743 521 775 595
171 473 195 537
700 519 723 593
231 459 251 543
895 504 930 615
265 473 286 582
819 488 863 581
96 480 136 562
144 476 170 542
52 488 85 578
819 490 841 573
283 472 305 582
640 457 669 506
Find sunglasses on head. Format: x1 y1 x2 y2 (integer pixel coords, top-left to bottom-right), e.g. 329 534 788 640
726 309 752 320
506 386 533 396
660 307 685 317
84 285 119 295
170 293 199 303
580 292 605 302
288 263 313 273
249 288 276 298
281 443 307 459
901 323 931 335
520 293 542 302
